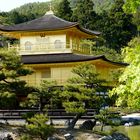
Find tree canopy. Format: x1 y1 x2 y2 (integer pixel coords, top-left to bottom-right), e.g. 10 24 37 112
55 0 73 21
123 0 140 13
0 48 34 108
98 0 137 51
60 63 107 129
110 37 140 109
72 0 99 29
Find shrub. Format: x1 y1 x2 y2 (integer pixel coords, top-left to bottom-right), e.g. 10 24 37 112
20 134 32 140
26 113 55 140
0 92 17 109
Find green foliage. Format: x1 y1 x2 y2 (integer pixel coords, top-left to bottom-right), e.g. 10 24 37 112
26 114 54 140
98 0 137 51
72 0 99 29
20 92 39 108
80 39 123 62
95 108 120 131
123 0 140 14
0 92 17 109
93 0 115 14
70 63 105 88
0 2 50 25
61 63 106 114
0 48 34 108
110 107 139 115
110 37 140 109
133 9 140 36
11 2 49 17
20 134 32 140
0 48 33 76
55 0 73 21
63 101 85 114
92 46 123 62
61 84 92 113
21 80 61 110
22 112 36 123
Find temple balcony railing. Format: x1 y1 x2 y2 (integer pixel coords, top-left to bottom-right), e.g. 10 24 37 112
8 42 91 55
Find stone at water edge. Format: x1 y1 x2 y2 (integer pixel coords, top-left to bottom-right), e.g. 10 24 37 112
64 133 74 140
111 132 130 140
0 132 15 140
47 137 58 140
99 136 113 140
99 132 130 140
79 119 96 130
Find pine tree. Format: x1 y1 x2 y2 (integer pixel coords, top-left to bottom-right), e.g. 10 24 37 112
99 0 137 51
72 0 99 29
0 48 34 109
56 0 73 21
61 63 106 129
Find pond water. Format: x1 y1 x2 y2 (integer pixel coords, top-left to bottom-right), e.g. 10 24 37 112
118 126 140 140
94 125 140 140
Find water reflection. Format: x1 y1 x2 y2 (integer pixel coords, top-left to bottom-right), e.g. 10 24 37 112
119 126 140 140
94 125 140 140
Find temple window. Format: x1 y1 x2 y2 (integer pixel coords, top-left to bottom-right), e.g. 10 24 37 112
54 40 63 49
25 41 32 50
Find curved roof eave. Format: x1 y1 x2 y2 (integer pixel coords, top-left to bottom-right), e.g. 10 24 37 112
0 14 100 36
99 55 128 67
0 23 78 32
0 14 78 31
77 25 101 36
21 53 128 67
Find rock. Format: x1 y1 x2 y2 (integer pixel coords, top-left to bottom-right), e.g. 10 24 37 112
0 133 14 140
99 132 130 140
79 120 96 130
74 132 102 140
47 137 58 140
111 132 130 140
99 136 113 140
64 133 74 140
6 134 13 140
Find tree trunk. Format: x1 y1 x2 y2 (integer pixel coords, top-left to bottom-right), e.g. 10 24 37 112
39 96 43 112
101 123 104 131
67 113 82 130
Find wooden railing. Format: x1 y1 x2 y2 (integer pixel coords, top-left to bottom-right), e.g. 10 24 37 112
8 43 91 55
0 109 96 120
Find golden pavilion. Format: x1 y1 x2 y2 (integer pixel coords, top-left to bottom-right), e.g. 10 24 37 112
0 10 126 87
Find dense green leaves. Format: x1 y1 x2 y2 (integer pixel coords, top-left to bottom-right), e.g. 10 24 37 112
0 48 34 109
55 0 73 21
123 0 140 13
95 108 120 131
99 0 137 51
0 48 33 82
93 0 114 14
110 37 140 109
21 80 61 110
59 63 107 129
72 0 99 29
26 114 54 140
0 92 17 109
133 9 140 36
61 63 106 114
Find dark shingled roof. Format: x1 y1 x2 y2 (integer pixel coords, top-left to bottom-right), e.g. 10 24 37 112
0 14 100 35
21 53 127 66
